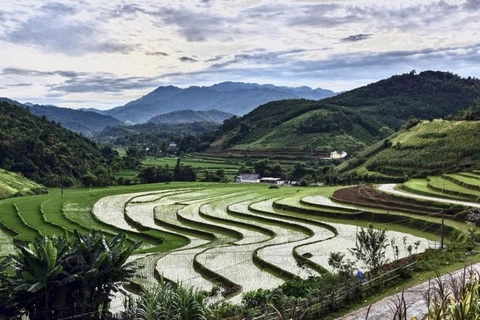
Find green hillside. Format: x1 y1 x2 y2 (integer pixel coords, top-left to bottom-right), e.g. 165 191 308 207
0 169 46 199
231 107 379 152
209 71 480 155
0 101 118 187
337 119 480 181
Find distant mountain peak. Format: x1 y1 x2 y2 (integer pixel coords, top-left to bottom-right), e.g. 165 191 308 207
101 82 336 123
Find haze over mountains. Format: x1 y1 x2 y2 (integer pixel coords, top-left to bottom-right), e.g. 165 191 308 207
5 71 480 159
25 103 123 137
93 82 336 124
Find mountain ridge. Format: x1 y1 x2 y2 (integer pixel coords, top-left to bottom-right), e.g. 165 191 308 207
0 98 124 137
25 103 124 137
207 71 480 156
98 82 336 124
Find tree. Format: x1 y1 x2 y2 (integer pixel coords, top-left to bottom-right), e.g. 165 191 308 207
349 224 389 276
0 231 140 319
172 158 197 182
328 252 356 279
81 173 97 187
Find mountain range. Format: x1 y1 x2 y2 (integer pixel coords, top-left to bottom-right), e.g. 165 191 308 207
1 82 335 136
0 98 124 137
95 82 336 124
1 70 479 186
208 71 480 156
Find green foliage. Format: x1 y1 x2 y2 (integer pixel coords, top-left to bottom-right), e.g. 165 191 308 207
94 122 219 156
349 224 389 275
252 159 285 178
138 166 173 183
328 252 356 278
201 169 229 182
138 158 197 183
0 230 140 319
235 274 352 318
123 279 213 320
0 101 118 187
173 158 197 181
389 268 480 320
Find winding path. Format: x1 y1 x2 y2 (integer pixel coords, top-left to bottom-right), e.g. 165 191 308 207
338 262 480 320
378 184 480 208
338 184 480 319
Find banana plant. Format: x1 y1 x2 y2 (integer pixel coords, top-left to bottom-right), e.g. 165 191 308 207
8 236 68 320
0 230 141 319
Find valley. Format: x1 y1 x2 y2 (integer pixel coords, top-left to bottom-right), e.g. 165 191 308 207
3 1 480 318
1 71 480 319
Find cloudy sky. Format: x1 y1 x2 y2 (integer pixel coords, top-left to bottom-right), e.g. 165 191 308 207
0 0 479 109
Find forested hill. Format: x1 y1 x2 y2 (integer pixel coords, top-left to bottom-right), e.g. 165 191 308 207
0 101 118 187
149 109 233 124
209 71 480 154
323 70 480 127
0 99 124 137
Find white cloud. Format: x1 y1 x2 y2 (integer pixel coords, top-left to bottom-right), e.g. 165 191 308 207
0 0 479 108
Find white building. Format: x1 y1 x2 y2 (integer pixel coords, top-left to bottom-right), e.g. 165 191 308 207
259 177 283 185
329 151 348 159
235 174 260 183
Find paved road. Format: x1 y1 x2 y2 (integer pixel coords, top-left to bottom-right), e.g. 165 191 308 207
378 184 480 208
337 262 480 320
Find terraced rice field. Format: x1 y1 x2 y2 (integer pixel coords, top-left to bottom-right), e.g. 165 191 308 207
4 176 480 306
400 173 480 203
0 182 449 305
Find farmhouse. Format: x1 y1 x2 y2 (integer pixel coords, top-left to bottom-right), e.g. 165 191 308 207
235 173 260 183
329 150 347 159
259 177 283 185
236 174 285 185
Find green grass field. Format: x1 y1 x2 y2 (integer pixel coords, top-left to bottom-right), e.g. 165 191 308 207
0 168 46 199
